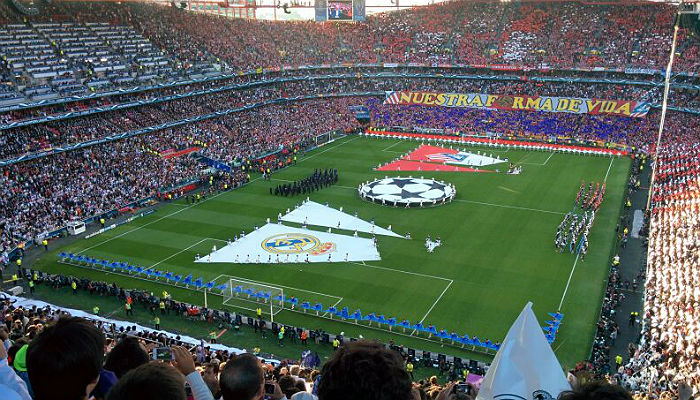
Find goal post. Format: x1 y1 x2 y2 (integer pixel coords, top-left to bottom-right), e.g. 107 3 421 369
222 278 284 322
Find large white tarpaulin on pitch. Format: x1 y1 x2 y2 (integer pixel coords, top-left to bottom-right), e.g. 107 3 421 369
195 223 381 264
281 201 403 238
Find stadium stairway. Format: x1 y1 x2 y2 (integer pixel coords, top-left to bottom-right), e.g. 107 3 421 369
606 158 651 371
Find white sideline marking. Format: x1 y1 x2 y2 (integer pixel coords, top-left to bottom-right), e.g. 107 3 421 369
411 279 454 335
78 136 359 254
454 199 565 215
349 261 452 282
603 157 614 183
557 156 615 311
382 140 404 152
76 185 249 254
557 253 580 311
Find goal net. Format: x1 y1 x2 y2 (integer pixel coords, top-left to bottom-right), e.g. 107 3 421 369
222 277 284 322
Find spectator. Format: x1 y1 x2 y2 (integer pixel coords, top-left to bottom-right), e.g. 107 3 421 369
219 353 275 400
558 381 633 400
106 363 186 400
103 337 150 379
317 340 413 400
26 317 105 400
0 338 31 400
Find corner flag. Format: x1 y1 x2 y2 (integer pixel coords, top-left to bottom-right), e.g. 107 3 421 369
476 302 570 400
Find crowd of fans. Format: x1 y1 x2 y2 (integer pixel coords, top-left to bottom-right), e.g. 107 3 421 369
612 142 700 398
4 75 698 162
367 98 697 152
0 1 697 87
16 1 695 72
0 284 645 400
0 96 362 254
0 1 699 399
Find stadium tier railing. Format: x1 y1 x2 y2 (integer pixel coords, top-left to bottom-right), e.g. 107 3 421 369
0 91 382 167
5 67 700 130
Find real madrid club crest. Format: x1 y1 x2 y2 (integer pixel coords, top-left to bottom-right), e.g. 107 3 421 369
262 233 336 255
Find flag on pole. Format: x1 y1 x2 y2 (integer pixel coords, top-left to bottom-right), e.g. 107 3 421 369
476 302 571 400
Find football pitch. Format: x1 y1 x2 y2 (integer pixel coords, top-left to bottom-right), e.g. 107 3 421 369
35 135 631 368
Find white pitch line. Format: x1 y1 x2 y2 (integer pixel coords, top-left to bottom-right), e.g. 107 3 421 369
327 185 565 214
558 253 580 311
603 157 614 183
349 261 452 282
558 156 613 310
521 152 555 166
321 297 345 318
76 179 260 254
77 136 360 254
382 140 404 152
151 238 210 268
410 280 454 335
299 136 360 162
543 152 555 165
454 199 565 215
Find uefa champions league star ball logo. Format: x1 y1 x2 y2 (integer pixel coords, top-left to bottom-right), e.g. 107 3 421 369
359 177 456 207
261 233 335 255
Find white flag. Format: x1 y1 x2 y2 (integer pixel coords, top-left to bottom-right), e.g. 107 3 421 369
476 302 570 400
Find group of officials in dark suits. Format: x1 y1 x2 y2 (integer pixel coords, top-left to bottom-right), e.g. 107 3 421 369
271 168 339 196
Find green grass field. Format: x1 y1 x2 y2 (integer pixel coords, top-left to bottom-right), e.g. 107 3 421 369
34 135 630 368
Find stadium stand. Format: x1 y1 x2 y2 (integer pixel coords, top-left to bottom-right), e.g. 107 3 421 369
0 0 699 398
616 142 700 395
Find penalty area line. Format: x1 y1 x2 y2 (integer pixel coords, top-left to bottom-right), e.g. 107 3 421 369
410 279 454 336
348 261 453 282
321 297 345 318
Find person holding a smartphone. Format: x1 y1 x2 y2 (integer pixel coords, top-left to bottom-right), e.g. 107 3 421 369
170 346 216 400
219 353 286 400
434 382 478 400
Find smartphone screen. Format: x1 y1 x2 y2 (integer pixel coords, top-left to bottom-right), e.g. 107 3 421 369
265 383 275 394
456 384 472 395
153 347 173 360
